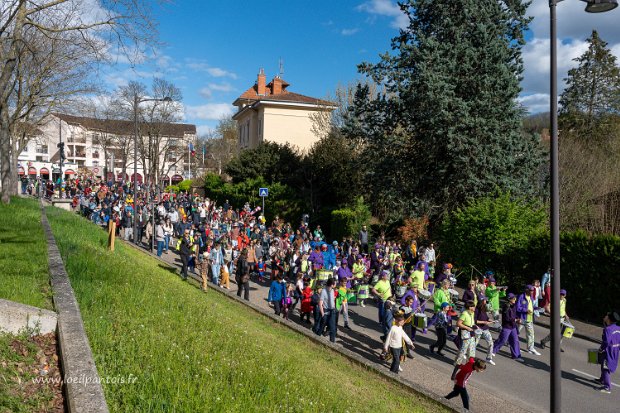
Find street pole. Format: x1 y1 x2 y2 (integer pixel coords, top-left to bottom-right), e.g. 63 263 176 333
58 118 63 198
549 1 561 411
133 93 139 244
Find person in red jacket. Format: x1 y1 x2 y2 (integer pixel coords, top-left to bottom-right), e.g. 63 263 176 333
444 357 486 411
300 280 314 323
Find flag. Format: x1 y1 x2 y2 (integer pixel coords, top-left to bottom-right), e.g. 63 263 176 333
189 143 196 157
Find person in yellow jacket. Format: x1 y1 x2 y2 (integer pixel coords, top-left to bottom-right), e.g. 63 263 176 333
433 280 452 312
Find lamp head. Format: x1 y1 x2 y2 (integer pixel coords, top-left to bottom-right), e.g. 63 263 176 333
583 0 618 12
162 97 173 102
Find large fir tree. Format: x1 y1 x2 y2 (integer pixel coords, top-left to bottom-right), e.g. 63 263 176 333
559 30 620 142
354 0 542 215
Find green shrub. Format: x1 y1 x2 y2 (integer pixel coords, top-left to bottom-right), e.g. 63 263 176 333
164 185 179 193
178 180 193 192
439 192 547 282
330 208 357 241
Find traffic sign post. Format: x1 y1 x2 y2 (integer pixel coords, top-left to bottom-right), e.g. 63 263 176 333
259 187 268 218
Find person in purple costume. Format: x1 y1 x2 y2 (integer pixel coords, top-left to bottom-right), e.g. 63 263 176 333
597 311 620 394
337 259 353 288
492 293 524 362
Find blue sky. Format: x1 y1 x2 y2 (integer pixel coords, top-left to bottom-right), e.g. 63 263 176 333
98 0 620 135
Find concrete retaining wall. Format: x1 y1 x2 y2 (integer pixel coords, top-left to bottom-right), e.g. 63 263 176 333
0 299 57 336
40 202 109 413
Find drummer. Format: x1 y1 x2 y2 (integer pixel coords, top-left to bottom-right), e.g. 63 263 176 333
372 270 393 324
485 277 506 321
597 311 620 394
411 262 426 291
399 295 417 358
452 300 478 380
540 289 569 351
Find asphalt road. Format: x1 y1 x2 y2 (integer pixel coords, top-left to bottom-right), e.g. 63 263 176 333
153 249 618 413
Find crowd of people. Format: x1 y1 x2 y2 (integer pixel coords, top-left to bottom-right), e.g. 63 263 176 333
42 175 620 410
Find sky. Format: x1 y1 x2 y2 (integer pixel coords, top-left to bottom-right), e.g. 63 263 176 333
97 0 620 136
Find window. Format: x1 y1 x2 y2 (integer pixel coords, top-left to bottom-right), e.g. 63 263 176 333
36 156 44 162
92 151 99 159
92 161 99 167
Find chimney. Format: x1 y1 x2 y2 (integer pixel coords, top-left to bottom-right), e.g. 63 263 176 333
257 68 266 95
272 76 283 95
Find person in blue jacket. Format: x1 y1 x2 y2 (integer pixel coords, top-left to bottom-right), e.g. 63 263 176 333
268 275 287 316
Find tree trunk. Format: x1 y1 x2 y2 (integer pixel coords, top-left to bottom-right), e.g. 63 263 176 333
0 118 16 204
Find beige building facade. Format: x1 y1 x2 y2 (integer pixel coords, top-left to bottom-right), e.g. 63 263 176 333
233 69 335 152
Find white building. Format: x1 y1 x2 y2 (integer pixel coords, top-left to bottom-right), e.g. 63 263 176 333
17 113 196 185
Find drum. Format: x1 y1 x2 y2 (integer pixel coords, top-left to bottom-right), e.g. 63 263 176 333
426 282 435 294
371 275 379 284
486 303 494 313
395 284 408 298
316 269 331 281
357 285 370 300
588 349 600 364
418 289 432 300
561 321 575 339
414 313 428 329
448 289 459 303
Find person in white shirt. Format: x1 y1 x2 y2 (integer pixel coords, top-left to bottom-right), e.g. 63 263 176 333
424 243 436 263
383 312 414 374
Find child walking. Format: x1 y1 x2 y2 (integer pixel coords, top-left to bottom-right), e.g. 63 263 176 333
445 357 486 411
383 313 414 374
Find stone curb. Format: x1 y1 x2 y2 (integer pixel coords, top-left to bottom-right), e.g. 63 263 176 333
40 202 109 413
122 241 460 412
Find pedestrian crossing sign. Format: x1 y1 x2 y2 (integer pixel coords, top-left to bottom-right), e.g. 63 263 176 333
259 188 269 197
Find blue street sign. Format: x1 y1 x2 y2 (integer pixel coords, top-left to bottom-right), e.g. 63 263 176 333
259 187 269 197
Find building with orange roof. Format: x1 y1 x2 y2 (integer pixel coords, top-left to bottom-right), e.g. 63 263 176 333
232 69 335 152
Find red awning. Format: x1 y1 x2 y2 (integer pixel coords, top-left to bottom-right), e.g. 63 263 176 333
131 173 143 183
28 167 36 175
40 167 49 175
171 174 183 183
65 169 75 175
18 166 25 175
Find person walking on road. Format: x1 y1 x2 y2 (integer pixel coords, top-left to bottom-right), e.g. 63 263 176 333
540 289 569 351
317 279 337 343
268 275 287 316
372 270 393 325
474 295 495 365
383 312 414 374
235 248 250 301
452 301 478 379
596 311 620 394
492 293 524 362
445 357 486 411
430 302 451 356
517 284 541 356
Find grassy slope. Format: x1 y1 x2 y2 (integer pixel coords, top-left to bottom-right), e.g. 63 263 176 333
0 197 52 310
45 206 447 413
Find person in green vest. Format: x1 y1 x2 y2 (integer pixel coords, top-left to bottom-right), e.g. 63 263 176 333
372 270 393 325
433 280 452 312
452 300 478 380
540 289 569 351
336 279 352 330
410 262 426 291
485 276 506 320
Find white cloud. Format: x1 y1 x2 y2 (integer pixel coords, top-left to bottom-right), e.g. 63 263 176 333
357 0 408 29
185 60 237 79
341 28 360 36
185 103 234 121
518 93 552 114
196 125 216 137
198 82 235 100
199 88 212 99
520 0 620 112
102 68 155 88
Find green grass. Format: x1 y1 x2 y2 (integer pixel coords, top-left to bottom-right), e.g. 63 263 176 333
0 197 52 309
44 205 447 412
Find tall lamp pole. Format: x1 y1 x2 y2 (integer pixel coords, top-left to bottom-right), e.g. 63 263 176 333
548 1 617 412
133 94 173 245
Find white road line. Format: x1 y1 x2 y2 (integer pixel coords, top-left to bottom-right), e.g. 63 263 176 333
572 369 620 388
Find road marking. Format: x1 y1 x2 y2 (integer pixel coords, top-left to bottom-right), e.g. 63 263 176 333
572 369 620 388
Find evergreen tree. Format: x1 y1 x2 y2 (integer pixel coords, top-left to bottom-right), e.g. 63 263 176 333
559 30 620 142
354 0 542 215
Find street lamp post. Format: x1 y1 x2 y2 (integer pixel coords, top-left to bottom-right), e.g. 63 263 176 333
132 94 173 245
548 1 617 411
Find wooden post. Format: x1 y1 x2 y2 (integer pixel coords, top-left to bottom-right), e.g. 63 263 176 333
108 220 116 251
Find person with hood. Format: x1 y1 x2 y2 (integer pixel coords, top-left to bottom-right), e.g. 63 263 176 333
492 293 524 362
322 243 336 270
597 311 620 394
337 258 353 288
308 245 324 270
517 285 541 356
